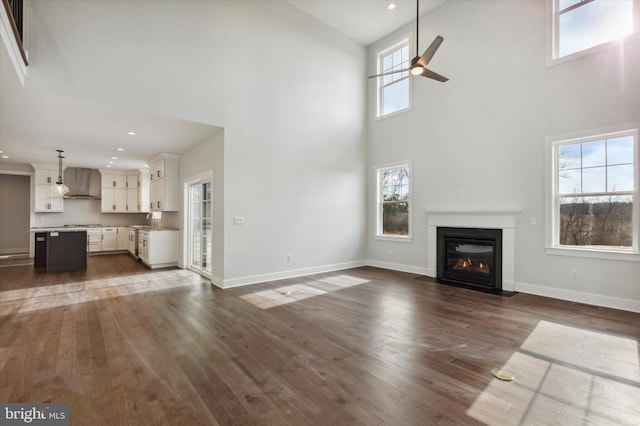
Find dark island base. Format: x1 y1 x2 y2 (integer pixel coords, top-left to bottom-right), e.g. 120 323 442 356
34 231 87 272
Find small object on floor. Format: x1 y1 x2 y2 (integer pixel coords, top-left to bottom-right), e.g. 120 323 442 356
491 368 514 381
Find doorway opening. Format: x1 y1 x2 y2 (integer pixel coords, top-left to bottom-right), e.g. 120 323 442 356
187 177 212 277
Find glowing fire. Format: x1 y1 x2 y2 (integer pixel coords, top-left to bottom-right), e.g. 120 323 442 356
452 257 491 274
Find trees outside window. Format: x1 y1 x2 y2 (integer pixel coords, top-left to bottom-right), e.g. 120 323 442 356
376 164 411 239
552 130 637 252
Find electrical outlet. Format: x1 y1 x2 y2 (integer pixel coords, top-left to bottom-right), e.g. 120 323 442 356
529 217 537 226
233 216 244 225
287 254 292 262
570 269 578 278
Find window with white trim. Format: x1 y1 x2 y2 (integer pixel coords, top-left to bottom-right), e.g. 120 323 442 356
549 128 638 255
376 163 411 239
376 38 410 118
550 0 637 61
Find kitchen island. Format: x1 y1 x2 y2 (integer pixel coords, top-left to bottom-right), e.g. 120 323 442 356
33 228 87 272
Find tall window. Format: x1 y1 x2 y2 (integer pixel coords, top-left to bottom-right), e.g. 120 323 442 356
550 128 638 254
188 178 212 276
551 0 636 60
376 163 411 239
376 38 410 118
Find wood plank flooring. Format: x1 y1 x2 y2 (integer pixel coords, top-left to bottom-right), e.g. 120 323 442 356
1 255 639 425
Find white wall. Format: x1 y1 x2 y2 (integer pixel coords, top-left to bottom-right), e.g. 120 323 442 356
367 1 640 311
23 1 367 285
177 131 225 284
0 174 30 254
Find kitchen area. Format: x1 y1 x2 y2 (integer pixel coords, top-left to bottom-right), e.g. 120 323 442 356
28 153 181 272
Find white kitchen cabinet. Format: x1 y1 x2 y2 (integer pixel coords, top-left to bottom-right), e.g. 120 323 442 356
101 187 128 212
32 166 64 212
101 227 118 251
126 188 138 212
138 230 148 264
116 227 129 250
138 229 179 269
127 228 137 257
139 172 150 213
100 169 143 212
87 228 102 252
102 174 126 188
34 185 64 212
126 174 139 189
35 169 58 185
148 153 179 212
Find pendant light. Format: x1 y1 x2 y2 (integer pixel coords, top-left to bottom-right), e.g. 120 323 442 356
55 149 69 195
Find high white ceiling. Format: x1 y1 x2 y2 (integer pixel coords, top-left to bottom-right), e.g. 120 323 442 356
0 39 221 170
288 0 447 46
0 0 446 171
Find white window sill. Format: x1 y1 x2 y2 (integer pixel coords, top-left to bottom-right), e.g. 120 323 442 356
375 235 413 243
545 246 640 262
374 105 412 122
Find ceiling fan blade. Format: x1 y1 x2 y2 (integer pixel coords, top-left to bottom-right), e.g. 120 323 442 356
418 67 449 82
416 35 444 67
368 68 410 79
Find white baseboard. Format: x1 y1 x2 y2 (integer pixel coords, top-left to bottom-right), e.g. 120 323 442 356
0 248 29 256
211 259 640 314
222 260 367 289
365 259 429 276
515 281 640 313
210 274 224 288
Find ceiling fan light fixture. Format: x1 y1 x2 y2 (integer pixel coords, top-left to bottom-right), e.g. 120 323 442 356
410 66 423 76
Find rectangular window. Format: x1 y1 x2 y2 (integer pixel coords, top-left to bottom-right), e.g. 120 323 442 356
376 38 411 118
376 163 411 240
550 0 637 62
549 128 638 257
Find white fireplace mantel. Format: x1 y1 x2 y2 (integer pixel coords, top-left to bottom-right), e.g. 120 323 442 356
424 210 521 291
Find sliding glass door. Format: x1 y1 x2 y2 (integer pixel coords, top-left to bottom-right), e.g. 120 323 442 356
187 178 212 276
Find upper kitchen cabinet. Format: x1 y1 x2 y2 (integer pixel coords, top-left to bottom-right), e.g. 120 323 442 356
99 169 144 213
148 153 179 211
32 165 64 212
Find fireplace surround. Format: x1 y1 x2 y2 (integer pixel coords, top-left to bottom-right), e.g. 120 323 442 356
425 210 520 293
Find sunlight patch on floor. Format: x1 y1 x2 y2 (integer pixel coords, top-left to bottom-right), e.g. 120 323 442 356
239 274 370 309
0 269 202 315
466 320 640 425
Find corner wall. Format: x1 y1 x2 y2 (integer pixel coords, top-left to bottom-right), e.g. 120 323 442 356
367 0 640 311
22 1 367 285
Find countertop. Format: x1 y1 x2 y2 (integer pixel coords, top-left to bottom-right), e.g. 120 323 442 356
31 225 179 232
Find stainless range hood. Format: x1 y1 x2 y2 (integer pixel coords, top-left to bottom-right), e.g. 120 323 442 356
63 168 101 199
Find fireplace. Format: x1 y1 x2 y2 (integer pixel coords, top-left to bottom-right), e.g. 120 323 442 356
437 227 502 291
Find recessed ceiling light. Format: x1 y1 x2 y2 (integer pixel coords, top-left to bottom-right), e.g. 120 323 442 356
108 161 114 164
106 165 112 168
112 156 118 160
1 155 9 159
388 1 396 10
117 148 124 151
128 131 136 136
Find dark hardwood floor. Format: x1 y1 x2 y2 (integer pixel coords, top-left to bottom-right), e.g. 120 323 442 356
1 255 639 425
